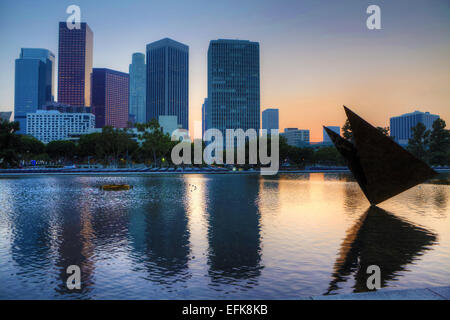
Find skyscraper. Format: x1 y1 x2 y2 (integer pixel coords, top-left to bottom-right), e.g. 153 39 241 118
129 53 146 124
202 98 208 137
14 48 55 133
207 39 260 139
323 126 340 144
91 68 129 128
58 22 93 106
262 108 279 135
146 38 189 129
390 110 439 145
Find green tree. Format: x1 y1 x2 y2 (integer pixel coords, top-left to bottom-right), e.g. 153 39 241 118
77 132 104 159
97 126 137 167
278 135 292 165
428 118 450 166
287 147 314 168
407 122 430 162
376 126 390 137
343 120 390 141
100 126 119 164
314 146 345 166
117 128 138 167
19 135 45 161
0 120 21 168
342 119 353 141
136 119 174 166
46 140 76 163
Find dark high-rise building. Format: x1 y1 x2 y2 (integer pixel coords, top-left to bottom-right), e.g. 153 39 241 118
146 38 189 129
91 68 129 128
207 39 260 138
14 48 55 133
58 22 93 106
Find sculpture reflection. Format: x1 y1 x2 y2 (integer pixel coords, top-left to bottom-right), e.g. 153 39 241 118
326 206 437 294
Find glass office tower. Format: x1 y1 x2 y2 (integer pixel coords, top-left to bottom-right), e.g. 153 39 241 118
92 68 129 128
202 98 209 137
146 38 189 130
207 39 260 139
58 22 93 106
129 52 146 124
14 48 55 133
262 108 279 136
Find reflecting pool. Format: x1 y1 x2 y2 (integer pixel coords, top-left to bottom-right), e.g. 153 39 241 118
0 173 448 299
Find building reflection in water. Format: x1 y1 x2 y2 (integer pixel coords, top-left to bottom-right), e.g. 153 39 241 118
427 175 448 214
323 173 349 182
205 176 263 287
326 206 437 294
258 176 281 219
128 178 191 285
433 187 448 212
8 179 55 292
6 177 97 297
54 177 96 296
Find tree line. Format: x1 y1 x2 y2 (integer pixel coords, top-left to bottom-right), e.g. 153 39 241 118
1 117 448 169
0 119 176 168
406 119 450 166
0 118 346 169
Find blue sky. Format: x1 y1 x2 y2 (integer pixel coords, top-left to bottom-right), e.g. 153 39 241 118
1 0 449 140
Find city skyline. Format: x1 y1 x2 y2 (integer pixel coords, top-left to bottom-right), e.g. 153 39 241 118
1 0 449 141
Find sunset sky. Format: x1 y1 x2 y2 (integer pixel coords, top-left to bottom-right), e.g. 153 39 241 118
0 0 449 141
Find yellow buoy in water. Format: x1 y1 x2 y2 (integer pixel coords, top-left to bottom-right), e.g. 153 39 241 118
101 184 132 191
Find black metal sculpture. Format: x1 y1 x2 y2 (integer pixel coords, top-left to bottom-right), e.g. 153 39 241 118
324 106 437 205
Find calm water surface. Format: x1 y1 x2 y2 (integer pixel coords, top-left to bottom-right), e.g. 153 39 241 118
0 173 449 299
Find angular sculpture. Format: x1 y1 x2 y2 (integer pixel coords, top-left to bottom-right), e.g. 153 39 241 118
324 106 437 205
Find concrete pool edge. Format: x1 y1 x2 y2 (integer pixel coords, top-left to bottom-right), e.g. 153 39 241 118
305 285 450 300
1 168 448 178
